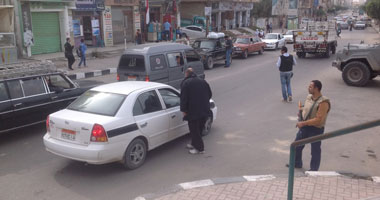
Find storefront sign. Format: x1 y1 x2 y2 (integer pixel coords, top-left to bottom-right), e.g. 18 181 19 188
76 0 104 10
92 19 100 36
134 10 140 30
73 20 81 36
102 6 113 46
205 7 212 16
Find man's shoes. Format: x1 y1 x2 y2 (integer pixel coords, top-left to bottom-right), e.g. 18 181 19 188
288 96 293 102
189 149 204 154
69 68 73 70
282 99 288 102
285 163 302 169
186 144 194 149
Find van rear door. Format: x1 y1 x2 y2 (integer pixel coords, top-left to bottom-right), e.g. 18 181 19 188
117 55 147 81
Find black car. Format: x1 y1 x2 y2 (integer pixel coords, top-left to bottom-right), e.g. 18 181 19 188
0 68 88 134
192 37 232 69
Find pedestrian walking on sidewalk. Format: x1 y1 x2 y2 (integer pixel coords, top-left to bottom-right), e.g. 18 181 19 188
224 36 233 68
294 80 331 171
180 68 212 154
78 39 87 67
164 20 171 41
64 38 75 70
135 29 142 45
277 46 296 102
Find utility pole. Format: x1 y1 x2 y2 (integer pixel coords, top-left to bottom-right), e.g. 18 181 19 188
205 0 210 37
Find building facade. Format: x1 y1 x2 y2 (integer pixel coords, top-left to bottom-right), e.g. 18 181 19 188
180 0 256 32
0 0 17 64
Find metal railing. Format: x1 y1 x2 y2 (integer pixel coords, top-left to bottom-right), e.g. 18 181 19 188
287 119 380 200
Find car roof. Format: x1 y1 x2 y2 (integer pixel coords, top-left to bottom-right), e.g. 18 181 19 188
122 43 192 55
90 81 168 95
236 35 255 38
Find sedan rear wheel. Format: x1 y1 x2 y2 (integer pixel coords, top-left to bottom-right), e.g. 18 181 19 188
123 138 147 170
202 116 213 136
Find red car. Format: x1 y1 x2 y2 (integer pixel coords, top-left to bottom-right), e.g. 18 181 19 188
233 35 266 59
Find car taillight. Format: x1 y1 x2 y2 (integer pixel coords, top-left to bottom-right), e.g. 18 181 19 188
46 115 50 133
91 124 108 142
117 74 120 81
145 75 150 82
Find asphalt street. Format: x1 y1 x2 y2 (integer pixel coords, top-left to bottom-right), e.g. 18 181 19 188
0 27 379 200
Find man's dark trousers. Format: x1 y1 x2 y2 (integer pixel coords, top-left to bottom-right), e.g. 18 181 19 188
294 126 324 171
67 55 75 69
188 118 206 151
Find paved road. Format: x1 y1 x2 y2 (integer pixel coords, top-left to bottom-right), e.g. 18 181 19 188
0 27 379 200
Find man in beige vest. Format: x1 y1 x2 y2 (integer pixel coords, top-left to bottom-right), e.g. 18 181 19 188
295 80 331 171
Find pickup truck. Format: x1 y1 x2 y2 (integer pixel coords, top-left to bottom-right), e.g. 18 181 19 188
293 21 338 58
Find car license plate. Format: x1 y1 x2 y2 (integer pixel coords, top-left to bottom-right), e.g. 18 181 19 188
61 129 76 141
127 76 137 81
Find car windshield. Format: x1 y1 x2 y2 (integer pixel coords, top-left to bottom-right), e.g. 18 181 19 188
235 38 249 44
285 31 293 35
265 34 278 39
68 90 126 116
357 21 364 24
193 40 215 49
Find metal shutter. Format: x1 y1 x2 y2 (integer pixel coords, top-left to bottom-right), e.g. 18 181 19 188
31 12 61 55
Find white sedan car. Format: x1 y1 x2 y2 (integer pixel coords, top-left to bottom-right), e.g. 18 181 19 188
262 33 286 50
284 30 294 43
43 81 217 169
180 25 206 39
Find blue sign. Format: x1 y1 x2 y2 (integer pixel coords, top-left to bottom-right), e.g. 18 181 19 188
314 0 319 7
73 20 81 37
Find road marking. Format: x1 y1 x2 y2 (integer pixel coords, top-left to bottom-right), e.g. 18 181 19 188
243 175 276 182
179 179 214 190
305 171 340 176
270 147 290 154
134 197 146 200
0 153 6 157
372 177 380 183
288 116 298 121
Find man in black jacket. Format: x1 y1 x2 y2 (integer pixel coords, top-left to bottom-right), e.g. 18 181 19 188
64 38 75 70
180 68 212 154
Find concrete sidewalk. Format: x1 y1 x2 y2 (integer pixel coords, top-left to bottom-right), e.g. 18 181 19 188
135 172 380 200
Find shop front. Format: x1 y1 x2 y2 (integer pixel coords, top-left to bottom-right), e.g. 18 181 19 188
0 4 17 64
73 0 105 47
19 1 74 55
104 0 138 44
212 1 253 31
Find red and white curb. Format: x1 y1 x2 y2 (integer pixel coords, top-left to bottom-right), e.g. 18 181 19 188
134 172 380 200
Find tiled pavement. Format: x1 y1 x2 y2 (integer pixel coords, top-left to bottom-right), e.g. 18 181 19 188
136 172 380 200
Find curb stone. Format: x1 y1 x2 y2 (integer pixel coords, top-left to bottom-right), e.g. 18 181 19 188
134 172 380 200
67 68 117 80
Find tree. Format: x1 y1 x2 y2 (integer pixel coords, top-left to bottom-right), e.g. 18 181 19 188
366 0 380 25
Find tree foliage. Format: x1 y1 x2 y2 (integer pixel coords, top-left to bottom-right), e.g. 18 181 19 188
252 0 272 18
366 0 380 21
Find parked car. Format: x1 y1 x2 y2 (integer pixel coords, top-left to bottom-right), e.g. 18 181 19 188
262 33 286 50
43 81 218 169
283 30 294 43
233 35 266 59
354 21 366 30
180 25 206 39
117 43 205 89
332 43 380 87
337 21 349 29
0 66 87 134
192 34 230 69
